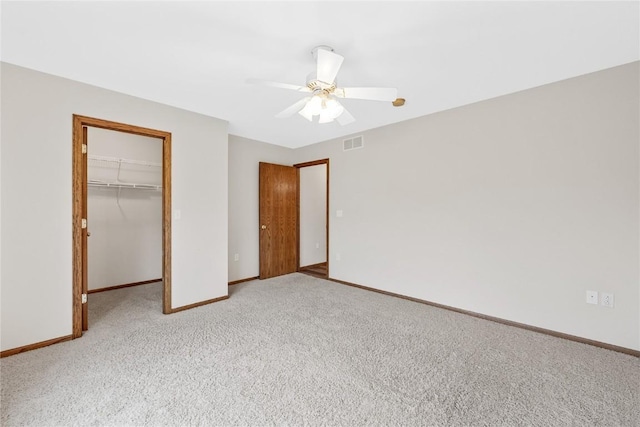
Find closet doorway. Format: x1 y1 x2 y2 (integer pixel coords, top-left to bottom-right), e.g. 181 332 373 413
72 115 172 339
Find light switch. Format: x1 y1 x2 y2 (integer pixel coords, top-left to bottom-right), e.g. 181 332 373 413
174 209 181 220
336 210 343 217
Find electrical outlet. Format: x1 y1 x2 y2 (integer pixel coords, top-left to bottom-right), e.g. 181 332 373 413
600 292 614 308
586 290 598 305
234 254 239 262
315 242 320 249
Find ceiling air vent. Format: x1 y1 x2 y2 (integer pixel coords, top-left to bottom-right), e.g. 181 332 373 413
343 136 364 151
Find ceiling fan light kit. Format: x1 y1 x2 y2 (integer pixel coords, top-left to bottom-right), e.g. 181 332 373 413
298 93 344 123
248 45 398 125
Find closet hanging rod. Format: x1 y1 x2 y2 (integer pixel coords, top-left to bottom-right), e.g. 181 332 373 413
87 154 162 168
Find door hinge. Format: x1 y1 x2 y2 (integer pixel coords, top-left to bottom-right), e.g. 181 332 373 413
82 144 87 154
82 293 87 304
81 218 87 229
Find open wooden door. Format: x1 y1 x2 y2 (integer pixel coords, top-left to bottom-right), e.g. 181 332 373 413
259 162 298 279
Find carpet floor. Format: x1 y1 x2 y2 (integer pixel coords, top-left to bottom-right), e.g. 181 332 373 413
1 273 639 426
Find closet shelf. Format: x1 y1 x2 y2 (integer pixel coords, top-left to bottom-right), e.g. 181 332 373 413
88 155 162 168
88 155 161 191
88 179 162 191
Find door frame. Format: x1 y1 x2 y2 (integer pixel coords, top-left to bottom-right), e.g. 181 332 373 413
294 159 329 278
72 115 172 338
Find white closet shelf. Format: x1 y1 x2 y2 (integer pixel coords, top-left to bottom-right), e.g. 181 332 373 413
88 179 162 191
88 154 162 168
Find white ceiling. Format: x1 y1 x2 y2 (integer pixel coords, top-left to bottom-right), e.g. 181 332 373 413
1 1 638 148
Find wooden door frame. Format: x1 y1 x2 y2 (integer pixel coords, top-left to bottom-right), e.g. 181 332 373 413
72 115 172 339
294 159 329 278
81 126 88 330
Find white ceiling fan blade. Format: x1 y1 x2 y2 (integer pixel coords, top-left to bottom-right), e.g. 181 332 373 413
316 49 344 84
334 87 398 102
336 105 355 126
246 78 311 93
275 97 311 118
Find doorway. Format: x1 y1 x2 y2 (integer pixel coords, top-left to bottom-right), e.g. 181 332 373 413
86 128 163 319
72 115 172 339
258 159 329 280
296 160 329 278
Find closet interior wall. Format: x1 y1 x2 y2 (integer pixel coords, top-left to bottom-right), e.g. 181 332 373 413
87 127 163 291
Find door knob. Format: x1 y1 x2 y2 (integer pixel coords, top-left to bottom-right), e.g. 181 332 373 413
87 231 91 237
261 225 267 230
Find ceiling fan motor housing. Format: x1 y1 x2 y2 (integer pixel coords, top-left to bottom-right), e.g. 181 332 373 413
306 71 337 93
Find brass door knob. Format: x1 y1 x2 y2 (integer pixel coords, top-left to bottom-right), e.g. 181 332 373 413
261 225 267 230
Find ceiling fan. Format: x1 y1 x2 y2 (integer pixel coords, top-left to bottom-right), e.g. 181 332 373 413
247 45 398 125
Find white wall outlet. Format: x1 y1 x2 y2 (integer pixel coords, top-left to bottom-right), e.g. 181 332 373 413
315 242 320 249
600 292 614 308
173 209 181 220
234 253 239 262
586 290 598 305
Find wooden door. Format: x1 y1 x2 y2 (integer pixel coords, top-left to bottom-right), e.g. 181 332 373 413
259 162 298 279
82 126 88 330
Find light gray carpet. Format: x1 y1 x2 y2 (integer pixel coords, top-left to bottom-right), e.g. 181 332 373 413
1 273 639 426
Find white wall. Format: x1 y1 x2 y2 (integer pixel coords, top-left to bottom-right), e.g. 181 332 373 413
228 135 294 282
293 62 639 350
87 128 162 290
1 63 228 351
299 164 327 267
